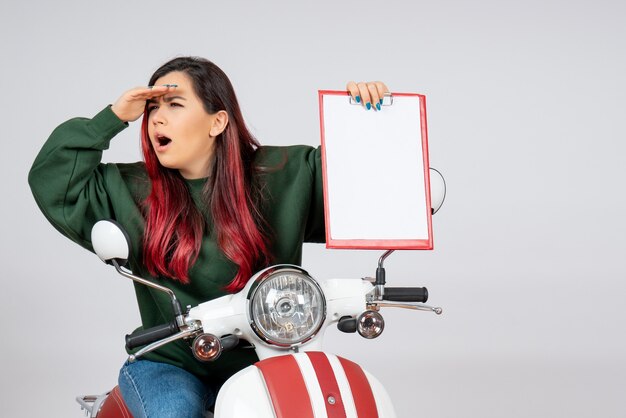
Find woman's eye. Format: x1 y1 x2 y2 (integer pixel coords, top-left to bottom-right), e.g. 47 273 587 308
170 102 183 108
147 105 158 113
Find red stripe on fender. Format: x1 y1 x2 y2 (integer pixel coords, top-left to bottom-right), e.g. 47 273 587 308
255 355 314 418
307 352 347 418
338 356 379 418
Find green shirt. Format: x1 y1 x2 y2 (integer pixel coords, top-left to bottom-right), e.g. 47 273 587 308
28 106 325 384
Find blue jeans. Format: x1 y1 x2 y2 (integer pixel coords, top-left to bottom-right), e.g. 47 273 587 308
118 360 216 418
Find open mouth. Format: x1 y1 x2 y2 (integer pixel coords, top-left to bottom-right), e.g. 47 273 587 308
155 133 172 149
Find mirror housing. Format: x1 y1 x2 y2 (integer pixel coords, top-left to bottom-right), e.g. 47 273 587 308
91 220 131 266
429 168 446 214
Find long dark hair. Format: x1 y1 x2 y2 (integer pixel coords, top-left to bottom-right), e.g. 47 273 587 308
140 56 270 292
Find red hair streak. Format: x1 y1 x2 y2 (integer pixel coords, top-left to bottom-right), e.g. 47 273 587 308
212 120 269 292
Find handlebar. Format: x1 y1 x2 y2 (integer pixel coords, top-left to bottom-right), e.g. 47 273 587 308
383 287 428 303
126 321 180 350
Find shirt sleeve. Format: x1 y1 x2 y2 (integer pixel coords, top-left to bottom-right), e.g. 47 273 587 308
304 146 326 243
28 106 129 251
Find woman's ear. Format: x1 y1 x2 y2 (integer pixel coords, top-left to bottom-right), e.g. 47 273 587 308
210 110 229 137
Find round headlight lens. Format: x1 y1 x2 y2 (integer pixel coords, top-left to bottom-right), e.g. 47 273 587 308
248 266 326 346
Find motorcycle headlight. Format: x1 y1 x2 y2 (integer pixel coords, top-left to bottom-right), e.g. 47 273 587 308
247 265 326 347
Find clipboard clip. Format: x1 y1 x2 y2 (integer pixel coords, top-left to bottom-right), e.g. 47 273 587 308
349 92 393 106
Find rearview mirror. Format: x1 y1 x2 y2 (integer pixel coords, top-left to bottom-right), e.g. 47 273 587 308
429 168 446 215
91 220 131 266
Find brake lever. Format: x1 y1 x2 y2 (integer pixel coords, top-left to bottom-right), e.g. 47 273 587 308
128 327 201 362
372 301 443 315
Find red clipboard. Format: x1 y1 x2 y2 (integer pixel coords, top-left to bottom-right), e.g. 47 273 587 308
318 90 433 250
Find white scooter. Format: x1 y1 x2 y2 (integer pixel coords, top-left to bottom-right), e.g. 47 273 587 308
77 171 446 418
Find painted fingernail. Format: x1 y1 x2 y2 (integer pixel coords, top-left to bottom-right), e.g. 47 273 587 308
163 84 178 88
379 98 383 105
355 95 361 103
376 102 381 111
366 102 372 110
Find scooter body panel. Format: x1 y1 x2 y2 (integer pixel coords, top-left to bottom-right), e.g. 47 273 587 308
213 366 276 417
213 352 396 418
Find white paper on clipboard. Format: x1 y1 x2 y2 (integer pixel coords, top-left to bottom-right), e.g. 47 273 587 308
318 91 433 249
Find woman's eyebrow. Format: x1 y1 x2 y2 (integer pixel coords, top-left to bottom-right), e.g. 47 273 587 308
163 95 187 102
146 95 187 105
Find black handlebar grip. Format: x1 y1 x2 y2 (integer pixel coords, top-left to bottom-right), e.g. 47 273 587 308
383 287 429 303
125 321 179 350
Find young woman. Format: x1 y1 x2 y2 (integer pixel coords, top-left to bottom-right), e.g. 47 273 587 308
29 56 389 418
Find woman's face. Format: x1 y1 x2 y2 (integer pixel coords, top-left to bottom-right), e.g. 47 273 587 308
147 71 225 179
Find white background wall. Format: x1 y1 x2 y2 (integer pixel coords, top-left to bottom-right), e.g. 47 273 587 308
2 1 625 417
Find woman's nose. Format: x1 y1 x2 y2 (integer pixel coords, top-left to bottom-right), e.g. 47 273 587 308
151 107 166 125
